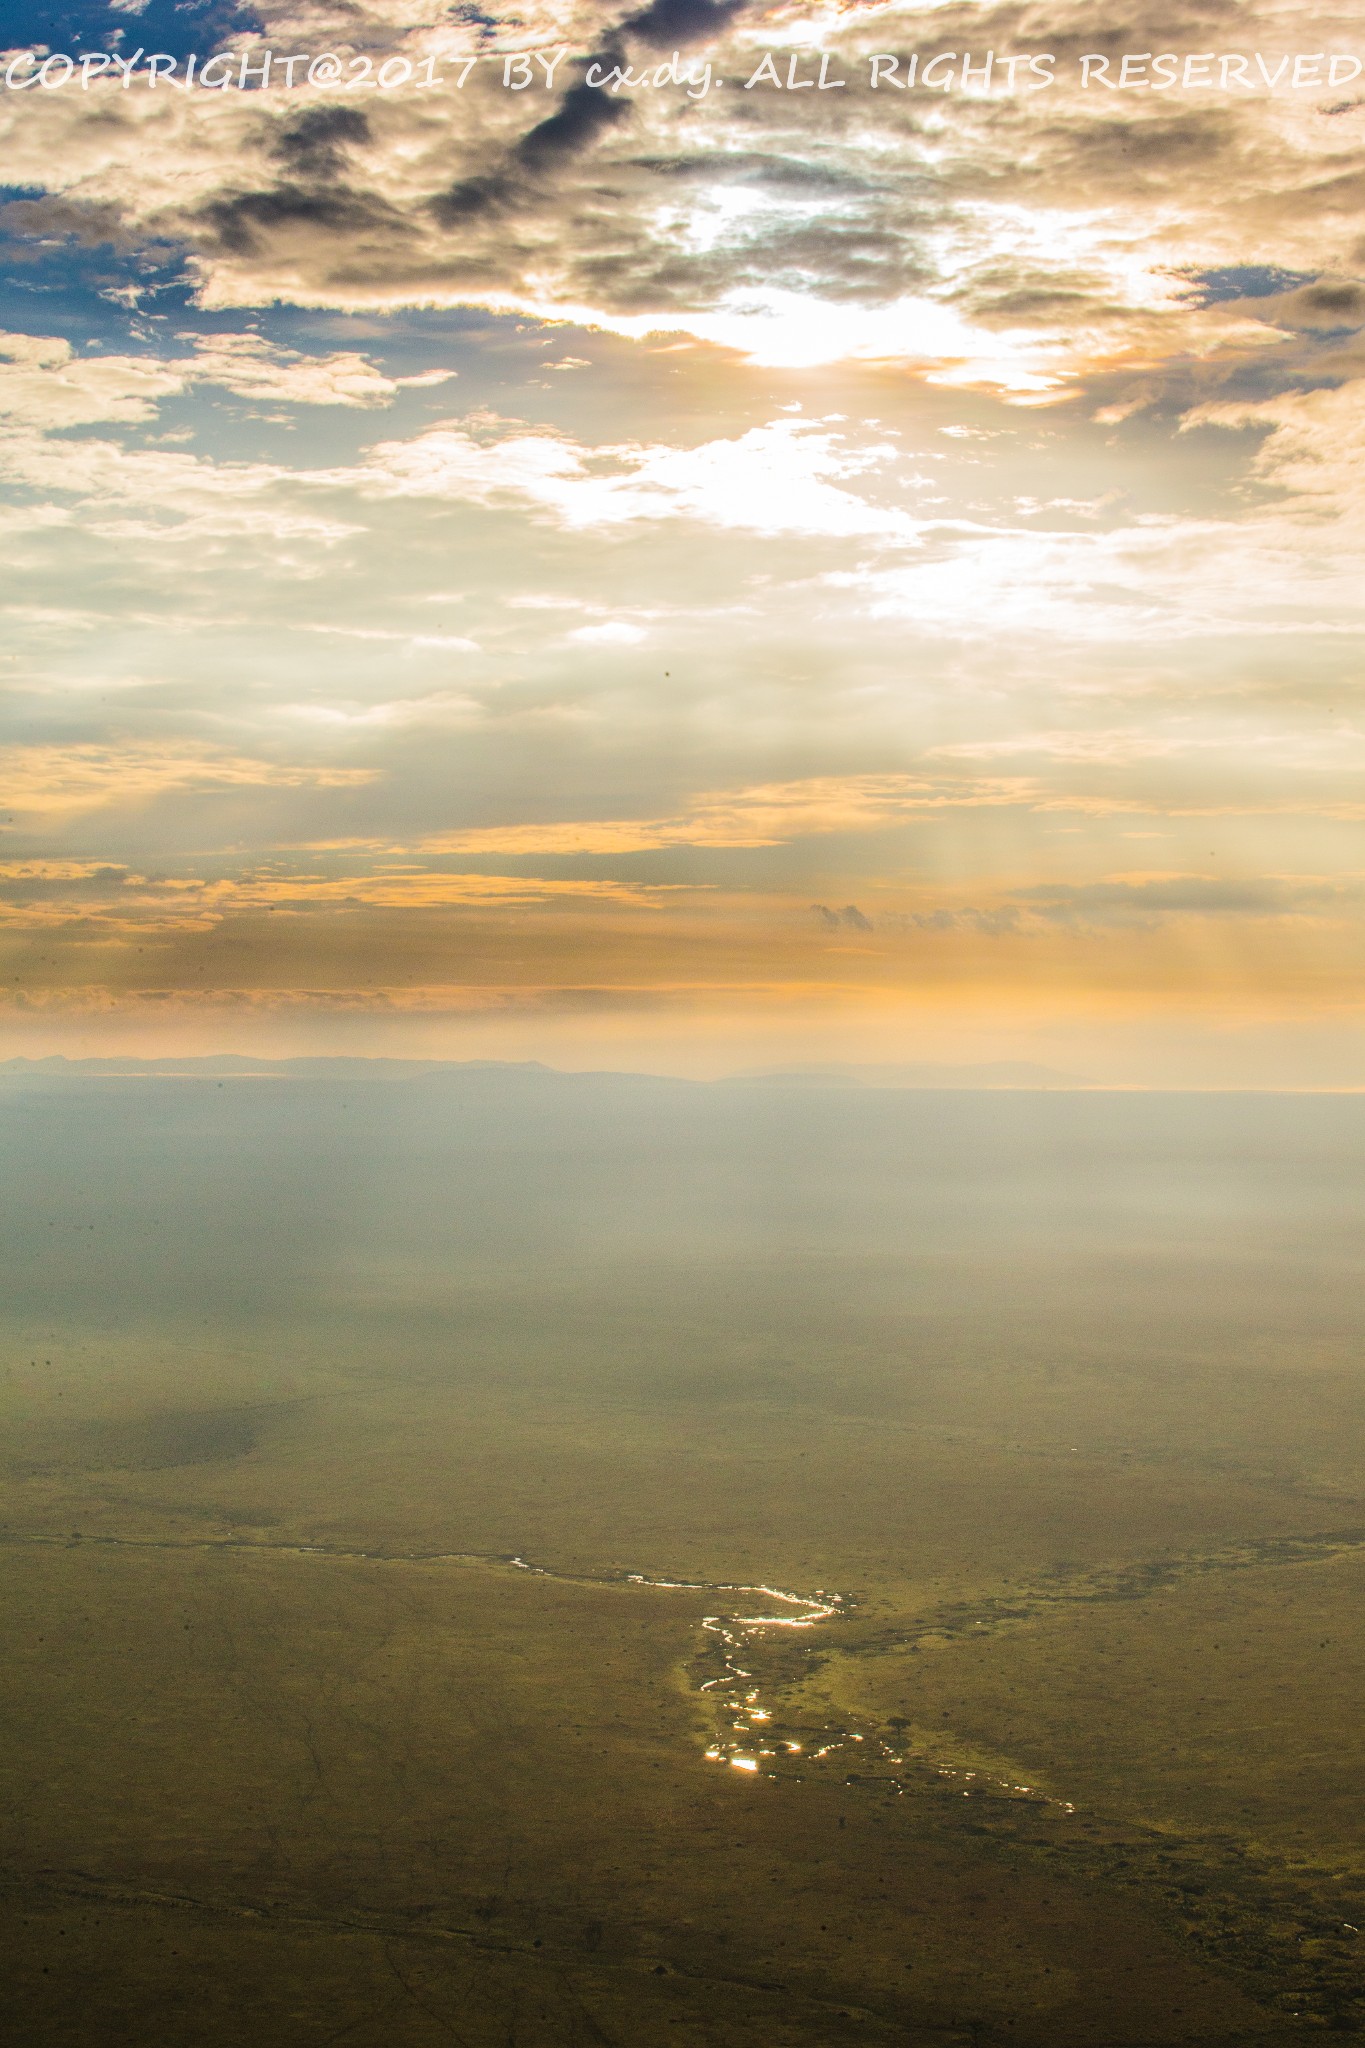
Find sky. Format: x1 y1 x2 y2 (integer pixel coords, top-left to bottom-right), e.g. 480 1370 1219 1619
1 0 1363 1083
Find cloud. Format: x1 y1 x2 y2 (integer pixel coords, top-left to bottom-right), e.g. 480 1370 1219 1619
826 477 1365 644
569 620 650 644
1015 874 1359 927
0 331 186 431
817 874 1363 941
3 0 1358 401
186 333 455 408
0 981 742 1018
0 858 131 888
200 869 665 909
0 369 923 548
812 902 872 932
0 742 375 819
1183 379 1365 520
422 772 1039 855
883 904 1023 936
0 0 1361 1065
270 105 375 182
0 857 674 932
354 414 925 540
0 432 358 542
0 328 451 432
623 0 746 48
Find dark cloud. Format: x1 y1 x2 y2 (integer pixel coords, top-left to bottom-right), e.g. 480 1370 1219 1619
1276 280 1365 329
1061 107 1239 182
430 0 741 239
0 196 133 253
5 0 1364 418
513 76 631 173
812 903 873 931
620 0 748 49
271 109 374 183
561 212 933 310
883 907 1021 936
1017 878 1348 925
433 66 630 225
201 185 408 257
430 173 517 225
195 106 396 257
954 279 1125 327
1298 165 1365 219
0 867 128 905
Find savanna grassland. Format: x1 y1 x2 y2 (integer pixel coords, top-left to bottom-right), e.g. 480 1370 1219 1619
2 1070 1362 2045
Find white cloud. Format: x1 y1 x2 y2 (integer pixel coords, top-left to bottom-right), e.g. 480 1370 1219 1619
354 415 925 542
569 621 649 645
0 331 186 430
183 334 454 409
1183 381 1365 520
514 281 1283 396
0 371 929 551
0 430 359 542
0 328 450 433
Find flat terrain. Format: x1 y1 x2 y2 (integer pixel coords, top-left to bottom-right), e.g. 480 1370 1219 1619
2 1072 1362 2044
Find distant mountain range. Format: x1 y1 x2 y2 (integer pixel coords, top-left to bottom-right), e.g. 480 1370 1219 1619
0 1054 1084 1088
0 1054 557 1078
735 1062 1084 1089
